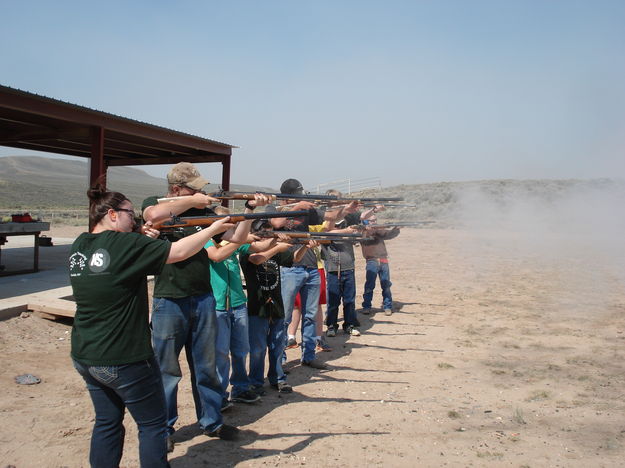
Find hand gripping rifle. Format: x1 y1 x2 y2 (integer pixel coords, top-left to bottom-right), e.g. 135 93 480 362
153 210 310 231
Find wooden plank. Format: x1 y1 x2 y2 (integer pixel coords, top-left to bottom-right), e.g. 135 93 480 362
28 299 76 319
33 311 61 321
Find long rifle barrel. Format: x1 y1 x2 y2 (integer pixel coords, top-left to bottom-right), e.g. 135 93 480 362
349 197 404 202
365 221 434 228
154 210 310 231
360 203 418 208
221 191 403 203
284 237 374 244
157 191 341 204
223 191 339 201
255 230 363 239
255 231 372 243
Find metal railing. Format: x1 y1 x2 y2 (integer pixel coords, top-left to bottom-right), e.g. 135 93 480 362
314 177 381 195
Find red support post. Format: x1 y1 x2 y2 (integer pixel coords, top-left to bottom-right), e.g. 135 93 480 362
221 155 231 207
88 126 106 231
90 126 106 187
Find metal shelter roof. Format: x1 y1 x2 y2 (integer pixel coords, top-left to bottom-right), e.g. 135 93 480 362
0 84 233 188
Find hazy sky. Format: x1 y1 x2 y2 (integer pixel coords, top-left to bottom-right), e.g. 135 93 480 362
1 1 624 189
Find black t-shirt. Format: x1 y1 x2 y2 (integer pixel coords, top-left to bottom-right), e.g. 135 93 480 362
240 250 293 318
321 212 361 271
142 195 219 298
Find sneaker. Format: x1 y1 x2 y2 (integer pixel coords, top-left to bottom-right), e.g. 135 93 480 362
345 325 361 336
361 308 371 315
301 358 328 369
326 327 337 338
221 399 234 412
316 338 332 352
251 385 266 396
271 382 293 393
166 436 175 453
384 308 393 316
231 389 261 404
205 424 240 441
285 337 298 349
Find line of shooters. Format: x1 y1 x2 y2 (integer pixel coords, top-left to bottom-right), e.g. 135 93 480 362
69 162 427 466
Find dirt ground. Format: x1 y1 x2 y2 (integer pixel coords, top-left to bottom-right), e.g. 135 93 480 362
1 225 624 467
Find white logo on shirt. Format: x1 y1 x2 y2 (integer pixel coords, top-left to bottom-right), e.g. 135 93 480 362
88 249 111 273
69 252 88 276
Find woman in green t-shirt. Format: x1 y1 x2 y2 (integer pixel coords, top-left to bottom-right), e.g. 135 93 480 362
70 184 234 468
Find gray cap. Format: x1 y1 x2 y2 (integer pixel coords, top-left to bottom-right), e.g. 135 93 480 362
167 162 209 190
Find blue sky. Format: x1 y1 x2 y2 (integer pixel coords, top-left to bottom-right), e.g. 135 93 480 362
1 1 624 189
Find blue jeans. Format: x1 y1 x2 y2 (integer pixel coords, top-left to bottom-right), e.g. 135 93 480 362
151 293 223 434
73 357 170 468
248 315 287 387
216 303 251 399
280 266 320 362
325 269 358 330
362 259 393 310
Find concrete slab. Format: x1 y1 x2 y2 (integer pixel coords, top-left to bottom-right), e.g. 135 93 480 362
0 235 75 317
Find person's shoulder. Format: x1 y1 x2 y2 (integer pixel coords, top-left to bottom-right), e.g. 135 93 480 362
141 195 160 210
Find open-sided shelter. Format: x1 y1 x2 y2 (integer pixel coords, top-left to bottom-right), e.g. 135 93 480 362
0 84 234 191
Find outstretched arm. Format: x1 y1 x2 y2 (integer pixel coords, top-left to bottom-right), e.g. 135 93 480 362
166 217 235 264
144 192 220 224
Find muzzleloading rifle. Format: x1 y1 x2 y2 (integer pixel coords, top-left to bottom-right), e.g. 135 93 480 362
157 191 406 207
254 231 372 244
218 191 405 205
360 203 418 208
359 221 435 229
153 210 310 231
157 191 345 204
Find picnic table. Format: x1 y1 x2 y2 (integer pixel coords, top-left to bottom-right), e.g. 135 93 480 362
0 222 51 276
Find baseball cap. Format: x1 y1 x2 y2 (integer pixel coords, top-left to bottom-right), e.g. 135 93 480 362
167 162 209 190
280 178 304 195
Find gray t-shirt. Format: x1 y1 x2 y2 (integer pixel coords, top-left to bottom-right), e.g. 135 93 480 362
321 213 361 272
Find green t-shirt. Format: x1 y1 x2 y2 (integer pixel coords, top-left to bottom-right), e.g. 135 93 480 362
142 195 215 298
239 250 293 319
69 230 171 365
206 241 250 310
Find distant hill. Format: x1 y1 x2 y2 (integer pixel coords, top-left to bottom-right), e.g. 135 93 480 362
2 156 623 230
0 156 275 210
